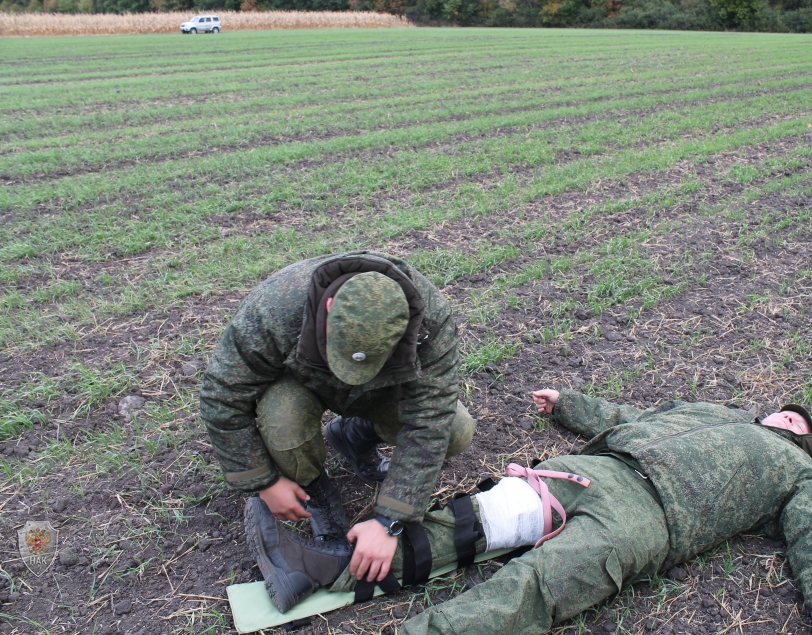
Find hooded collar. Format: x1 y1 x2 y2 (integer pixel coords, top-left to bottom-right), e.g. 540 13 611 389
757 417 812 459
295 254 425 381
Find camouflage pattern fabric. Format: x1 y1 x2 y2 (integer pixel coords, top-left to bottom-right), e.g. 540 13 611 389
396 391 812 633
326 272 410 386
553 389 812 580
199 251 466 523
255 375 476 487
330 497 489 593
393 455 666 635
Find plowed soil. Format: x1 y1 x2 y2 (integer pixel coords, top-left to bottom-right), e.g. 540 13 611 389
2 27 812 635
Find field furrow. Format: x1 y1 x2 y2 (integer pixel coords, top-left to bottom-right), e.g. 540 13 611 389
3 28 812 635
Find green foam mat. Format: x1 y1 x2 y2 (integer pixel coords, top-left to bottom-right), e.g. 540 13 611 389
227 548 514 633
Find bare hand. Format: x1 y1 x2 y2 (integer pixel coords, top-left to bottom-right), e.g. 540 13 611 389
258 476 311 522
532 389 560 414
347 519 398 582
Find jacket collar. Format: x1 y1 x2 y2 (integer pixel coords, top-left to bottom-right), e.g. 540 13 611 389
757 418 812 459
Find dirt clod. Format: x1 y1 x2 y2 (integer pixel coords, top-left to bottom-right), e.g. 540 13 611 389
181 362 198 376
114 599 132 615
117 395 146 415
50 497 69 512
58 550 78 566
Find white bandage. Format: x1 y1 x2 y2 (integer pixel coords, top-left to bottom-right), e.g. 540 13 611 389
475 477 545 551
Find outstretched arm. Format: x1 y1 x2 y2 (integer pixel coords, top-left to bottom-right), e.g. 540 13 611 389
534 388 645 440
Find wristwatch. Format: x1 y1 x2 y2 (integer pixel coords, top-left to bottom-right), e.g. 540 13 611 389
374 514 404 536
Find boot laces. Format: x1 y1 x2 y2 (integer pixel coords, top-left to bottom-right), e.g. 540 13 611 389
300 532 351 552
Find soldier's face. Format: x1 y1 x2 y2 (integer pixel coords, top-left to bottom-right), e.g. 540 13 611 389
762 411 811 436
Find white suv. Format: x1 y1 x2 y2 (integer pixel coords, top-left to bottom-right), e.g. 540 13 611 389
180 15 221 34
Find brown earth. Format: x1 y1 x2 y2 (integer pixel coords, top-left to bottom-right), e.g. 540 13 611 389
2 138 812 635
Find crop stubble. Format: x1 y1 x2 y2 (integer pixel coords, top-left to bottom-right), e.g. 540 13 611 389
0 11 411 37
1 28 812 635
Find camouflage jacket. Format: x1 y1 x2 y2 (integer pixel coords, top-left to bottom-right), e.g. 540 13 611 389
199 251 460 523
553 390 812 604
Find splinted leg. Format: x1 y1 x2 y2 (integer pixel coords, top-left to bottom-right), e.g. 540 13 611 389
245 454 649 617
244 486 484 613
400 456 669 635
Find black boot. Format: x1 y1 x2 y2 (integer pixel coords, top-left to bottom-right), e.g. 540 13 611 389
303 472 350 540
324 415 390 483
244 496 352 614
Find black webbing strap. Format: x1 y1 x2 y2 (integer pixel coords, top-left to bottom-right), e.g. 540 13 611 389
279 617 312 632
476 477 497 492
449 494 484 569
354 571 400 604
402 522 432 586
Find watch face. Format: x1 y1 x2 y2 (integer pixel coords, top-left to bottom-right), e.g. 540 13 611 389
389 520 404 536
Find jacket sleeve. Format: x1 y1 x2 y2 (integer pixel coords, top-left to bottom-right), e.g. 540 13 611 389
374 302 460 524
779 475 812 610
553 389 645 440
199 296 289 492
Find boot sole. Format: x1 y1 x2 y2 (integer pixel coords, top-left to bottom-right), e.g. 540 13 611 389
244 497 298 614
323 420 387 484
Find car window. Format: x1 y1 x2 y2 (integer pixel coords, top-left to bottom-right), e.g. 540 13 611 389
213 16 219 21
205 17 211 22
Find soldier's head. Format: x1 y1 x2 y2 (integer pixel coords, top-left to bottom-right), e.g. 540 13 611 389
761 404 812 436
324 272 410 385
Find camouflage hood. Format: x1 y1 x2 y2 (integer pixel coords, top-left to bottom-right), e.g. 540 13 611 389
296 254 427 380
755 420 812 460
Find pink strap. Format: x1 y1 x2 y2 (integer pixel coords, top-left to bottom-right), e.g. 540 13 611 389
505 463 590 548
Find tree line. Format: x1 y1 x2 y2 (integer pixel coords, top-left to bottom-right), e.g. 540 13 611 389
2 0 811 34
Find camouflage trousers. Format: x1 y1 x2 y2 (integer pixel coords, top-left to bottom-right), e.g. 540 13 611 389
336 455 670 635
331 497 487 593
256 374 476 486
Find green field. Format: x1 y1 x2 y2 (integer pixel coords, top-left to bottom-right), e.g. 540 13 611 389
2 28 812 634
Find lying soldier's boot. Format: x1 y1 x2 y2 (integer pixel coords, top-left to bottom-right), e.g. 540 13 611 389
303 472 350 540
244 496 352 614
324 415 391 483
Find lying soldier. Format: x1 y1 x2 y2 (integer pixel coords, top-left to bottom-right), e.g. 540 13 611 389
245 387 812 635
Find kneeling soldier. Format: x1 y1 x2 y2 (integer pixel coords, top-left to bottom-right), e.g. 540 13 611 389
199 251 476 611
